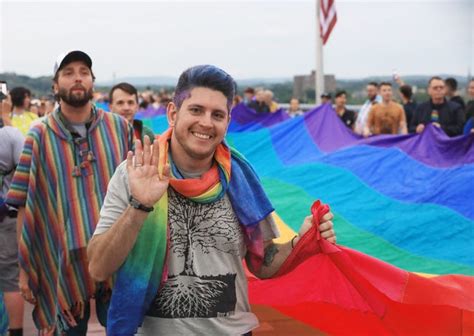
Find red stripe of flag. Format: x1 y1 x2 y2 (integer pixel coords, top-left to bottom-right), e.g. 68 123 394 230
320 0 337 45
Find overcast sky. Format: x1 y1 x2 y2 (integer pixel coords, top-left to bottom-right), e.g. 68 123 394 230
0 0 472 81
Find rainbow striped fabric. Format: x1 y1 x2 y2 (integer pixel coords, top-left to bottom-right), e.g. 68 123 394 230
6 107 133 331
227 104 474 276
140 103 474 333
141 103 474 276
107 128 274 335
0 292 7 336
249 200 474 334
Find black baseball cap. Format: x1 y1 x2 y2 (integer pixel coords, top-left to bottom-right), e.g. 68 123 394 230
53 50 92 76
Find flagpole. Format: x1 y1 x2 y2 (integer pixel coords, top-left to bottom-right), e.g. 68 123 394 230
315 0 325 105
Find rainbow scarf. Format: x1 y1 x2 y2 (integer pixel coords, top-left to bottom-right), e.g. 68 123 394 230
107 128 274 335
0 292 7 336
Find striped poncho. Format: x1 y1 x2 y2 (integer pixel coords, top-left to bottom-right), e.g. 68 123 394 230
6 107 133 331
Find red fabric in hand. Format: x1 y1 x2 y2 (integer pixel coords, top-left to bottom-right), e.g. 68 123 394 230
249 200 474 335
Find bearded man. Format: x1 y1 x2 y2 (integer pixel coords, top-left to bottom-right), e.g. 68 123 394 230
6 50 133 335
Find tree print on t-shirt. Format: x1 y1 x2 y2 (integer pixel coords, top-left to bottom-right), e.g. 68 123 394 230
147 190 242 318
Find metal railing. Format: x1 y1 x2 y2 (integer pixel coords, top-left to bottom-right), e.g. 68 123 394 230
279 103 362 112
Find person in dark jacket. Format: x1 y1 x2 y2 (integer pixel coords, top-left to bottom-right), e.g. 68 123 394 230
410 77 464 137
109 82 155 143
465 79 474 124
334 90 356 129
445 77 466 110
399 84 417 130
248 89 270 113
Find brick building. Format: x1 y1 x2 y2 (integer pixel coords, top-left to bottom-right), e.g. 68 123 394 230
293 70 337 101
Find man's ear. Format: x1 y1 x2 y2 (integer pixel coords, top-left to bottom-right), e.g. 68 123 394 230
52 82 59 96
167 102 177 127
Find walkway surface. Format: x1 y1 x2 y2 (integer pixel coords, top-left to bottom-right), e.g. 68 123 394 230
23 302 324 335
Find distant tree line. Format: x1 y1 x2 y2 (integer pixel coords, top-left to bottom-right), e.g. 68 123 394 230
1 72 54 98
1 72 469 106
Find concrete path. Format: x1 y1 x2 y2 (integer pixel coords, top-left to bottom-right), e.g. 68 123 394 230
22 303 324 335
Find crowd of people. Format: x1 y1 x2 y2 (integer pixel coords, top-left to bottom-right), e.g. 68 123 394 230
240 77 473 138
4 72 472 140
0 51 338 336
333 77 472 137
0 49 473 335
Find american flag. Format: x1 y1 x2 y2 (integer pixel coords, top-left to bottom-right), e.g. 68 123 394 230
320 0 337 45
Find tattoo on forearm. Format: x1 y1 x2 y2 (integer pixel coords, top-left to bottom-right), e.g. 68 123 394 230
263 244 279 267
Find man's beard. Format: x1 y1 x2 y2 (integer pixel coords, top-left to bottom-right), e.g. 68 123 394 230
58 86 93 107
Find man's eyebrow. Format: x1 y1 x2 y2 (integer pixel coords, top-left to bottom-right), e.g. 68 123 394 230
188 103 227 114
187 103 204 109
213 109 227 115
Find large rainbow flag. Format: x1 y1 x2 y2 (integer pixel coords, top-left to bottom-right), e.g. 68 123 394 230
139 103 474 334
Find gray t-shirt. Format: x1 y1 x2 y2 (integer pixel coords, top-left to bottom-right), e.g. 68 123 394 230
95 161 279 335
0 126 24 200
70 123 87 138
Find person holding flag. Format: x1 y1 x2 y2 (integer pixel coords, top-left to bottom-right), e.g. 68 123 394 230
87 64 336 335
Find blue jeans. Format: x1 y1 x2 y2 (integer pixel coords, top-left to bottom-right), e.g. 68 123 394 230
62 298 108 336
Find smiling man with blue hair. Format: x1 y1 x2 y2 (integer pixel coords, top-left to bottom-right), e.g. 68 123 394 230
88 64 336 336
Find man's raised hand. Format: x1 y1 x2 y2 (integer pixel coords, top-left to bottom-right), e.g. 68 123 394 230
126 135 170 208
